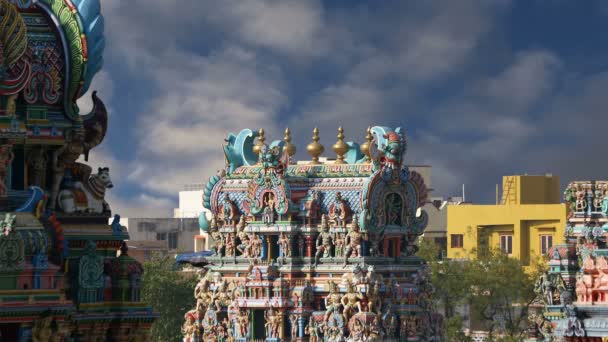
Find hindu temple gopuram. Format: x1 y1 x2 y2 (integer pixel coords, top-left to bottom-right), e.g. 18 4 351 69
530 181 608 341
0 0 154 340
178 126 443 341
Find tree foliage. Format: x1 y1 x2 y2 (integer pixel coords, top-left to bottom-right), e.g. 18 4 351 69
142 254 198 342
418 239 539 340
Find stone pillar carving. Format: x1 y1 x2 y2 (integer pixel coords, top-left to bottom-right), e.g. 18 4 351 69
305 235 315 258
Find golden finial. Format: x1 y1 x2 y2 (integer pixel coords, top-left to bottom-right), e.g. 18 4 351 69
253 128 266 161
283 127 296 161
306 127 324 164
360 126 373 163
332 126 348 164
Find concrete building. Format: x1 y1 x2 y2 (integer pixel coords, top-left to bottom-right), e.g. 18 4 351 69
423 196 464 258
174 183 205 218
447 175 567 266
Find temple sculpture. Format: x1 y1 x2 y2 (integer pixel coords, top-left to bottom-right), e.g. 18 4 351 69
178 126 443 341
530 181 608 341
0 0 155 340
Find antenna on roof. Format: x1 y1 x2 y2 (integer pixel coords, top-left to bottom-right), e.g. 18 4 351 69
462 184 466 203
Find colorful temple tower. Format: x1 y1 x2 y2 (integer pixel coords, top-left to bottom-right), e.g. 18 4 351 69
0 0 154 340
178 127 443 341
531 181 608 341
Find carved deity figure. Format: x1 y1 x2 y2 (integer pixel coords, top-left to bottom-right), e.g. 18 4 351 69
341 281 363 323
306 317 321 342
249 233 262 258
263 192 276 225
290 314 298 339
219 193 239 227
194 278 212 315
594 185 606 211
225 233 236 257
576 274 593 303
329 192 350 227
237 234 251 257
297 234 305 257
213 280 234 311
305 190 322 226
596 268 608 302
278 232 291 257
334 232 345 257
324 281 343 323
237 309 250 338
32 315 53 342
369 229 384 257
314 215 334 267
265 307 282 339
575 184 587 212
0 144 14 196
211 231 224 257
182 311 198 342
367 281 382 314
344 215 366 266
50 125 104 209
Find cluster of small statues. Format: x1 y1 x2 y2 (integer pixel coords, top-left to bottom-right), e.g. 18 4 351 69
564 181 608 216
574 255 608 304
314 214 368 267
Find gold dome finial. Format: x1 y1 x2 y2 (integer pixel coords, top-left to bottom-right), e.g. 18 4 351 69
332 126 348 164
283 127 296 161
360 126 373 163
253 128 266 162
306 127 324 165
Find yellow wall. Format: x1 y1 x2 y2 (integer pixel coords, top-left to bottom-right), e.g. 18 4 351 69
448 174 567 265
447 204 566 264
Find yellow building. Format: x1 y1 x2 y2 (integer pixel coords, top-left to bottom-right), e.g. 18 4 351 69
447 175 567 265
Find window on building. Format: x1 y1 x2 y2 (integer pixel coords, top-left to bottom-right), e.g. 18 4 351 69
450 234 463 248
540 235 553 255
500 235 513 255
156 232 167 241
168 232 178 250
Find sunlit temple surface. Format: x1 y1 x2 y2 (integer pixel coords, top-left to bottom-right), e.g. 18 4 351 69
531 181 608 341
177 126 443 341
0 0 154 340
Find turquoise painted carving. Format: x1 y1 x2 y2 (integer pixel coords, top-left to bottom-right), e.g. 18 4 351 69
222 129 259 173
602 195 608 216
199 211 210 232
78 240 103 289
0 213 24 271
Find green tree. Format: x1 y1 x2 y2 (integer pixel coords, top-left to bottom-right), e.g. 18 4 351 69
142 253 198 342
467 250 537 339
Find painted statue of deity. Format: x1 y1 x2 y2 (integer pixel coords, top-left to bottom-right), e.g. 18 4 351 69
344 215 366 266
306 317 321 342
369 229 384 257
278 232 291 257
290 314 298 340
0 144 14 196
236 309 250 338
575 185 587 212
262 192 276 225
211 230 224 257
367 281 382 315
249 233 262 258
324 281 343 323
219 193 239 227
225 233 236 257
237 234 251 258
379 131 405 169
314 214 334 267
334 232 345 257
264 307 282 339
594 185 605 211
341 281 364 323
194 278 212 317
329 192 351 227
304 190 322 226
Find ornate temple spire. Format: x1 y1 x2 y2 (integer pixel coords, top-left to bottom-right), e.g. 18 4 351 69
360 126 373 163
306 127 324 165
283 127 296 162
253 128 266 163
332 126 348 164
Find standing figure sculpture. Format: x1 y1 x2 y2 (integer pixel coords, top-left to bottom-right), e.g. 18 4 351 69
344 215 366 266
329 192 350 227
265 307 282 339
324 281 343 323
263 192 275 225
219 193 239 228
306 317 321 342
341 281 364 323
304 190 322 226
278 232 291 257
314 215 334 267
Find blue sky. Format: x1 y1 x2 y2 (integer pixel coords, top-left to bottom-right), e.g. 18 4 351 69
78 0 608 217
